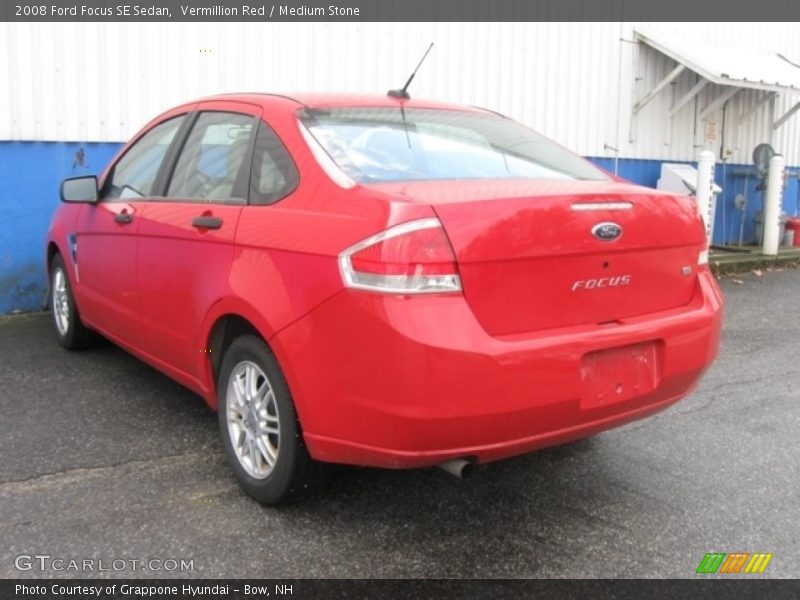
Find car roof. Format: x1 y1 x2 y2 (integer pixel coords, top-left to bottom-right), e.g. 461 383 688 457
194 92 489 114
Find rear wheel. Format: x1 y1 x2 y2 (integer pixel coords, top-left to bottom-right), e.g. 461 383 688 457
217 335 330 504
49 254 95 349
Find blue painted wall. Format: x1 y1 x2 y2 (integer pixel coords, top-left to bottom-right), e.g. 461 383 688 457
588 156 800 248
0 142 122 313
1 143 798 314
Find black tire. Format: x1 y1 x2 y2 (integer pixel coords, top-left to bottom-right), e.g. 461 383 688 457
217 335 330 505
49 254 96 350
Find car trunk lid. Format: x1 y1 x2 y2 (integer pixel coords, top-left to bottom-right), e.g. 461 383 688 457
369 179 706 335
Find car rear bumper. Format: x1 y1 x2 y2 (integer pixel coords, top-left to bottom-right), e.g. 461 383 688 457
273 269 723 468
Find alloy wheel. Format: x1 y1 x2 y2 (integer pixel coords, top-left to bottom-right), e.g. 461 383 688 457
52 268 70 336
226 360 280 479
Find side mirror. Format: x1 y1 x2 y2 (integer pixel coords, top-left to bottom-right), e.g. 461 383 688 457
60 176 98 203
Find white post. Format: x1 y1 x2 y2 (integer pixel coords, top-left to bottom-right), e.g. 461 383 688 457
695 150 716 247
762 154 785 256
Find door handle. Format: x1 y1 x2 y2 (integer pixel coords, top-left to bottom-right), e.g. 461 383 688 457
191 215 223 230
114 212 133 224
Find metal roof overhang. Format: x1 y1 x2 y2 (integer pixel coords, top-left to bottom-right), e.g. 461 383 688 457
632 28 800 131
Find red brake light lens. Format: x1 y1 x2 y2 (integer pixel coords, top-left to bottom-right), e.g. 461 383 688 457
339 219 462 294
350 226 457 276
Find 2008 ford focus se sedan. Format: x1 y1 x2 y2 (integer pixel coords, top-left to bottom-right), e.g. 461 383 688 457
46 93 723 504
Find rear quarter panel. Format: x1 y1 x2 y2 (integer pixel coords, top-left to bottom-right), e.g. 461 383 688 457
197 108 435 407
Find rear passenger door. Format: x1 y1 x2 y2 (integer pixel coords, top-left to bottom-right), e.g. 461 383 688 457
136 101 261 384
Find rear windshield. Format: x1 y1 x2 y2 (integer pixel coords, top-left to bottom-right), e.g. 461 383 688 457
298 107 608 183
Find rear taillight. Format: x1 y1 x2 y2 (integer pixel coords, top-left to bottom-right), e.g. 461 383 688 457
339 218 462 294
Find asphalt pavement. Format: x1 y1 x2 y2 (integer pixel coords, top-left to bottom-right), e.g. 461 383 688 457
1 270 798 578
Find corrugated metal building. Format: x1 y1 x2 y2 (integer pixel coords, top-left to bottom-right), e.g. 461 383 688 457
2 22 800 311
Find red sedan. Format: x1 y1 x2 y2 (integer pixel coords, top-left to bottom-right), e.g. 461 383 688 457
46 93 723 504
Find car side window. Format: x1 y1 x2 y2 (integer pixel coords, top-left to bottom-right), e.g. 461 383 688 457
249 121 299 205
103 116 185 200
166 112 254 202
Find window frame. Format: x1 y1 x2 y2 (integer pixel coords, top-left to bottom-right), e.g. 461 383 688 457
158 110 260 205
298 106 611 184
99 113 191 202
247 119 301 206
100 102 302 207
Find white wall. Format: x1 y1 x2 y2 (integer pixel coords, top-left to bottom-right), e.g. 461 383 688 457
628 23 800 166
2 21 800 164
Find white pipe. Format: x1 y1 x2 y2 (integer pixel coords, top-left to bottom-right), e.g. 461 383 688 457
695 150 716 247
437 459 473 479
762 154 785 256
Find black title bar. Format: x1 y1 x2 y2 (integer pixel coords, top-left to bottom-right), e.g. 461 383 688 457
4 0 800 22
4 579 800 600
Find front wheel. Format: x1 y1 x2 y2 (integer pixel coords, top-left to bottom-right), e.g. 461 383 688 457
49 254 95 349
217 335 330 505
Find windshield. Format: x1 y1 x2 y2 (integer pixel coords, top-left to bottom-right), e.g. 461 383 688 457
299 107 609 184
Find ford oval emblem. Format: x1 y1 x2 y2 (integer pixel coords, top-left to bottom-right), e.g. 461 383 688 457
591 222 623 242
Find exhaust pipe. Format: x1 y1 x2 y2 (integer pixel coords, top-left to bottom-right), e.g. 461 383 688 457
437 458 474 479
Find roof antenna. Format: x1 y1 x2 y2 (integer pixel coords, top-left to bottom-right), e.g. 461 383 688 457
388 43 434 100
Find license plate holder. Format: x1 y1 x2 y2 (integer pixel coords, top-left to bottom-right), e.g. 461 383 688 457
580 341 662 408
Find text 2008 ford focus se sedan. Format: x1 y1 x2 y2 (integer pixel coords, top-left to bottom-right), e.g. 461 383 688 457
46 93 723 504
